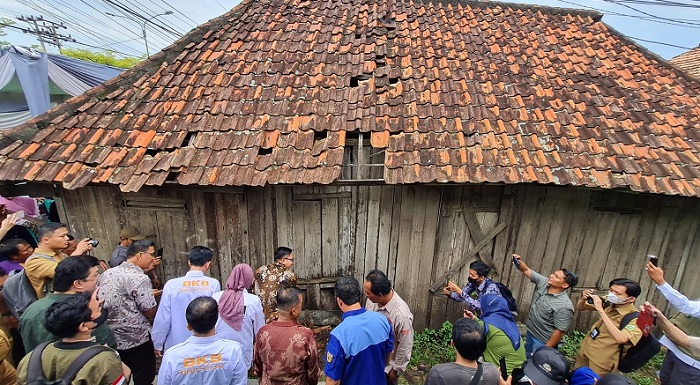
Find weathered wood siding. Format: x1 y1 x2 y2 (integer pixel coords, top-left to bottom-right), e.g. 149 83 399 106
56 184 700 331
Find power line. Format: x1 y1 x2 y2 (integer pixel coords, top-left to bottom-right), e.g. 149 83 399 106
603 0 700 26
16 15 76 50
213 0 228 11
553 0 700 29
627 35 696 49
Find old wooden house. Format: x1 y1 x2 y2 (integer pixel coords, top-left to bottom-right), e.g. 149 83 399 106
1 0 700 331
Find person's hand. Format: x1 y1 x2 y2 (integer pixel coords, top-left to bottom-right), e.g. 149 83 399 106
72 238 93 255
152 289 163 297
387 369 398 382
150 257 162 268
646 262 666 286
581 289 595 300
154 350 163 358
0 213 20 232
592 292 604 311
463 309 475 319
643 301 667 321
444 281 462 295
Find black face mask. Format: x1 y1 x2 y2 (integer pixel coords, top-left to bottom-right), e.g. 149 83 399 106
90 308 108 329
467 277 479 285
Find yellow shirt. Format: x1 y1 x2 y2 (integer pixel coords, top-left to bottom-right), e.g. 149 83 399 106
0 328 16 385
23 250 66 299
579 303 643 372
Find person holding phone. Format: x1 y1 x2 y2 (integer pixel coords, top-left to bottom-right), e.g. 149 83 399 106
512 254 578 357
646 262 700 384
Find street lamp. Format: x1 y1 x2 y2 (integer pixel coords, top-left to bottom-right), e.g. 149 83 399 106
105 11 173 56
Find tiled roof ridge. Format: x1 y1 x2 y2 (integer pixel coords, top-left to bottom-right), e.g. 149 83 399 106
432 0 602 20
0 0 256 148
669 46 700 79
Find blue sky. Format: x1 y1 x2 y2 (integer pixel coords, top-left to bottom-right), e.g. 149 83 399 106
0 0 696 59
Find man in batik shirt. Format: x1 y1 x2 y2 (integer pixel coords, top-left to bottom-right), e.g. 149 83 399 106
254 286 319 385
254 246 297 322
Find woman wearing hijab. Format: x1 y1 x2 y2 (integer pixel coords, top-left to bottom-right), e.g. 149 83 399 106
465 293 526 374
213 263 265 369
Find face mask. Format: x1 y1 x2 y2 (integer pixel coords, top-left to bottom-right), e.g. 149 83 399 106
467 277 479 285
607 292 627 305
90 308 108 329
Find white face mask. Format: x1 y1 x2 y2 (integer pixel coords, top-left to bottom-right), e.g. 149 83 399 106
607 292 627 304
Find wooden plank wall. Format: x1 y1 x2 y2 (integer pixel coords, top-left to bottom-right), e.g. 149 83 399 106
57 184 700 331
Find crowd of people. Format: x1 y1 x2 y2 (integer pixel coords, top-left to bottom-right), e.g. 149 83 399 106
0 202 699 385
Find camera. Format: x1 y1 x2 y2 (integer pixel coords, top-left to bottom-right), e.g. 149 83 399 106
88 239 99 247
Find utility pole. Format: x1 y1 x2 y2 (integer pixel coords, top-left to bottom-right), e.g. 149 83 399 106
105 11 173 56
16 15 76 51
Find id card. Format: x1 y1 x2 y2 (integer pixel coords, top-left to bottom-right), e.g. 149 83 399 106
590 327 600 340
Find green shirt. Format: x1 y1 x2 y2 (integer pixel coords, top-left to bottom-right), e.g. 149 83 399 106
525 271 574 342
19 293 116 352
480 321 526 375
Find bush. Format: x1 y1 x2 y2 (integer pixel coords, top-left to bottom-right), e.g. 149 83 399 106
560 330 586 361
410 321 455 368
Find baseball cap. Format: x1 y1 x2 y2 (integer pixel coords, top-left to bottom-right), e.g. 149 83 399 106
569 367 600 385
119 226 145 240
598 374 636 385
523 346 570 385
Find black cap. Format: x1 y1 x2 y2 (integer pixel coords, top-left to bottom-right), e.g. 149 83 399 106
523 346 570 385
598 374 636 385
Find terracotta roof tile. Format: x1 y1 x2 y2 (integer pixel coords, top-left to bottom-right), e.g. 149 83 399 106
0 0 699 195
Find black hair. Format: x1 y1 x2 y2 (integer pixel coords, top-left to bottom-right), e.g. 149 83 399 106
609 278 642 298
277 286 302 311
53 256 95 292
469 260 490 278
0 238 31 261
186 296 219 334
273 247 293 261
365 269 392 296
452 318 487 361
0 266 6 277
126 239 155 258
335 276 361 306
189 246 213 267
37 222 67 240
45 292 93 338
560 268 579 288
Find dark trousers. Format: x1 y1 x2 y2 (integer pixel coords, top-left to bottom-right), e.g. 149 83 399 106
118 338 156 385
660 350 700 385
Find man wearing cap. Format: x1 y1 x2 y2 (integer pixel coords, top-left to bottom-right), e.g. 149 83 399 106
110 226 146 268
517 346 570 385
513 254 578 357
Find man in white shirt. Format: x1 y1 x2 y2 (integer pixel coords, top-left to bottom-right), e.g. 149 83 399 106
152 246 221 356
213 263 264 368
157 296 247 385
647 261 700 384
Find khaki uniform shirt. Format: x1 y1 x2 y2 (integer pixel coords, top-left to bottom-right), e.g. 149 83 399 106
366 291 414 373
254 262 296 323
579 302 643 372
0 328 16 385
24 250 66 299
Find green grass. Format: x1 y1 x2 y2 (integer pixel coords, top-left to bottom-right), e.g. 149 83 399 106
409 321 455 368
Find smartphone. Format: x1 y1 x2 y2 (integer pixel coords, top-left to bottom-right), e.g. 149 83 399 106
512 256 521 269
499 357 508 380
156 248 164 258
648 255 658 267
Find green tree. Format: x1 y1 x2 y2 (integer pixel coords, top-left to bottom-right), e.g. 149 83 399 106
59 48 143 69
0 18 16 46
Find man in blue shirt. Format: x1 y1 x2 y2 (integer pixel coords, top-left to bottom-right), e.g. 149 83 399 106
157 296 247 385
152 246 221 356
325 276 394 385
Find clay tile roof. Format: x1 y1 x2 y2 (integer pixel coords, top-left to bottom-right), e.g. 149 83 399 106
1 0 700 196
670 46 700 79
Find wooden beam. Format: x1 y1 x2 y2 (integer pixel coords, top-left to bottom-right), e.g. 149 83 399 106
429 222 507 292
460 201 499 274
